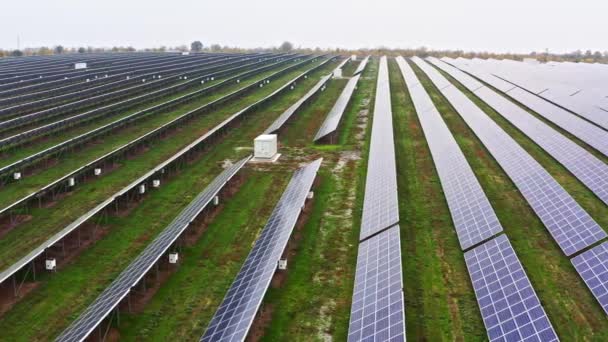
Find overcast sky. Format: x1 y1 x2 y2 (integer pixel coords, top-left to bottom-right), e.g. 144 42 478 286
1 0 606 53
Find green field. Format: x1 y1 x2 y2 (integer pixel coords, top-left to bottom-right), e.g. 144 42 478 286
1 53 607 342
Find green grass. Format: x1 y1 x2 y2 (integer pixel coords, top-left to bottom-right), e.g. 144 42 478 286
279 78 347 146
0 60 340 341
409 59 608 340
117 171 290 341
389 58 485 340
0 60 335 271
260 58 378 341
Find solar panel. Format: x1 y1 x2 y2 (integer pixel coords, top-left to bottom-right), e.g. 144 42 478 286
397 57 503 250
446 58 608 158
55 156 251 342
428 57 608 206
314 74 361 141
465 235 558 342
348 225 405 342
571 242 608 315
360 56 399 241
201 158 322 342
265 73 332 134
353 56 370 76
412 57 607 256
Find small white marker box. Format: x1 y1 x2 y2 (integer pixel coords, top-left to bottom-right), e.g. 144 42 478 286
46 259 57 270
169 253 179 264
278 259 287 270
139 184 146 194
152 179 161 188
94 168 102 176
13 172 21 180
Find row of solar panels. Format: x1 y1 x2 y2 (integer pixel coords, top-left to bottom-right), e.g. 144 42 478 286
398 57 558 341
0 53 227 92
0 56 332 292
444 58 608 158
0 54 225 107
312 55 371 142
0 56 312 222
413 56 606 256
202 159 322 341
348 57 406 342
464 58 608 130
437 58 608 318
0 55 266 128
428 58 608 205
0 54 254 113
0 55 294 152
56 156 251 342
0 56 299 184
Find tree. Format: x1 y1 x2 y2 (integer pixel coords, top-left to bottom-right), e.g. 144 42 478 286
191 41 203 52
12 50 23 57
78 47 86 53
210 44 222 52
279 41 293 52
54 45 64 54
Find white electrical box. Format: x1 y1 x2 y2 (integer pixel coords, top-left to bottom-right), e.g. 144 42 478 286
254 134 278 159
213 196 219 206
307 191 314 199
74 62 87 70
169 253 179 263
334 68 343 78
68 177 76 187
278 259 287 270
139 184 146 194
46 259 57 270
181 52 190 56
94 168 102 176
352 54 357 61
13 172 21 180
153 179 161 188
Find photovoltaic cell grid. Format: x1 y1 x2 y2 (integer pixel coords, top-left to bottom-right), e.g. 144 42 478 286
314 74 361 141
428 58 608 206
445 58 608 158
202 159 322 342
571 242 608 315
264 73 332 134
396 57 502 250
360 56 399 241
56 157 250 342
412 57 607 256
348 226 405 342
465 235 558 342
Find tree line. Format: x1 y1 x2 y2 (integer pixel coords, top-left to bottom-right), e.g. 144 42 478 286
1 42 607 64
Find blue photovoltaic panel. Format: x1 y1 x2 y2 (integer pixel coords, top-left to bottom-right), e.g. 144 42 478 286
360 56 399 241
571 242 608 315
202 159 322 342
412 57 607 256
465 235 558 342
428 57 608 206
445 58 608 158
397 57 503 250
314 74 361 141
348 226 405 342
353 56 370 76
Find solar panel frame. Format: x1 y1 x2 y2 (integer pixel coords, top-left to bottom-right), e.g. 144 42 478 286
348 225 406 342
464 235 559 342
412 57 607 256
201 159 322 342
